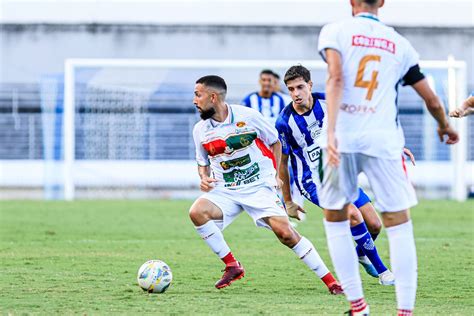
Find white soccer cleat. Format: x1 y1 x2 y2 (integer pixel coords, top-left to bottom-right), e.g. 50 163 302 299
378 270 395 286
358 255 378 278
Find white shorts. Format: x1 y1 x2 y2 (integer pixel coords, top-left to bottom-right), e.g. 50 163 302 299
318 150 418 212
200 184 288 231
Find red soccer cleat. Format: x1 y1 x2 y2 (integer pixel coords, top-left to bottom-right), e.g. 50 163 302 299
328 281 344 295
215 262 245 289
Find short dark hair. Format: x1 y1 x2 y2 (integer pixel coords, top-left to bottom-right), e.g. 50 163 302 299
260 69 274 77
284 65 311 84
272 72 280 80
196 75 227 94
361 0 379 6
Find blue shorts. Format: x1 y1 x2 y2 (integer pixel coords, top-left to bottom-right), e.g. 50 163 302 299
306 185 371 209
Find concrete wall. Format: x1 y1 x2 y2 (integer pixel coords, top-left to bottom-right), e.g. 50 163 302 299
1 24 473 88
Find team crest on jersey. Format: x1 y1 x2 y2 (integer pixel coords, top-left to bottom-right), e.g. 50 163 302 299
236 121 246 128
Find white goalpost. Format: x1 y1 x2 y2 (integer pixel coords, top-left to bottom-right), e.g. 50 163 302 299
61 58 469 201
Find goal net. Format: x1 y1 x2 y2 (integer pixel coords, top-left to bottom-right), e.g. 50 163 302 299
56 58 470 200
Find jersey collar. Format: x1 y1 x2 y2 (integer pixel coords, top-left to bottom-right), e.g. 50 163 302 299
355 12 380 22
210 103 233 127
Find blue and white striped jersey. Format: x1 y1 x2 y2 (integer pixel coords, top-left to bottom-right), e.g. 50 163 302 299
275 92 371 207
241 92 288 124
275 92 327 205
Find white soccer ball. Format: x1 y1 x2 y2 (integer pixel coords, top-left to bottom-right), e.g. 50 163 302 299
137 260 173 293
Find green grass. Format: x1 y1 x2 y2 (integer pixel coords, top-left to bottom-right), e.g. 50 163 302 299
0 200 472 315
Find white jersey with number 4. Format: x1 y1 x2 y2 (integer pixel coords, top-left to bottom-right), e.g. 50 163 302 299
318 13 420 159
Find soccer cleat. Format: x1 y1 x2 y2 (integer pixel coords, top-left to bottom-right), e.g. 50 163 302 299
358 256 378 278
215 262 245 289
328 282 344 295
345 305 370 315
378 270 395 286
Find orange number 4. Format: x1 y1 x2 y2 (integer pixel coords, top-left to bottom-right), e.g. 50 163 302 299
355 55 381 101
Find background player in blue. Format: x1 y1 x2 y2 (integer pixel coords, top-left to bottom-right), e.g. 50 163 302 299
241 69 288 125
275 65 395 285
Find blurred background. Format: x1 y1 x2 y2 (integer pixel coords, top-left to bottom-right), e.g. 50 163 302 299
0 0 473 200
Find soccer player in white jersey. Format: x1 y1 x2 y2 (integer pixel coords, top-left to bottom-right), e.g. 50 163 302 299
189 75 343 294
318 0 459 315
276 65 395 286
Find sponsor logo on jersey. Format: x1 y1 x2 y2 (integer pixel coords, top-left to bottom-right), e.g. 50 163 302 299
223 162 260 186
352 35 396 54
203 131 257 157
340 103 376 114
236 121 246 128
219 154 251 170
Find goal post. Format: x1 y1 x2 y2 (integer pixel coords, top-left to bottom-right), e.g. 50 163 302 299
61 58 470 201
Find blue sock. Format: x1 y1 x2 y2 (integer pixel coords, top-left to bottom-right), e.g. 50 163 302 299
351 222 387 274
355 232 378 257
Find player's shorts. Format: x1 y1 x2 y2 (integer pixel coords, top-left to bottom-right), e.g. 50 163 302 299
200 184 288 231
317 150 418 212
305 183 370 209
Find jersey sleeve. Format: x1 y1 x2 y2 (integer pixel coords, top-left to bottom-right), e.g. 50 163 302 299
401 39 421 80
251 111 279 146
318 23 342 62
275 116 290 155
192 124 210 166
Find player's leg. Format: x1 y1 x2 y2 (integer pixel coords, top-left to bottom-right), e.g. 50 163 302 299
319 152 368 314
189 193 244 289
242 185 342 295
348 203 394 285
262 215 342 295
363 156 418 315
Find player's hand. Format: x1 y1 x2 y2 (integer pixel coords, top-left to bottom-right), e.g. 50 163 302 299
275 177 283 190
449 107 466 118
200 176 217 192
437 124 459 145
285 201 306 220
403 148 416 166
327 132 340 167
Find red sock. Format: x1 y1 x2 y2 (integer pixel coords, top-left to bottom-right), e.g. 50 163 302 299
350 298 367 313
398 309 413 316
222 252 237 266
321 272 337 287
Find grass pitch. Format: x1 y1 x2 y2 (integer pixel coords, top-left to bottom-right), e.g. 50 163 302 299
0 199 472 315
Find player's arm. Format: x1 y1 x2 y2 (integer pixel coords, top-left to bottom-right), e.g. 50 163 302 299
197 165 216 192
325 48 344 166
278 152 305 220
410 78 459 144
450 96 474 118
269 140 283 189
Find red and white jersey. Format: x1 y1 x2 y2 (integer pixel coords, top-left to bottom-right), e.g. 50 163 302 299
193 104 279 189
318 13 420 159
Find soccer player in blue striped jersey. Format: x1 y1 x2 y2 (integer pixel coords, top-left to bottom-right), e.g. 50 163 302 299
241 69 288 125
275 65 395 286
243 69 306 215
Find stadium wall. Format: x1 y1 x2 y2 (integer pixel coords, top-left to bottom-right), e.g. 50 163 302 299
0 24 473 88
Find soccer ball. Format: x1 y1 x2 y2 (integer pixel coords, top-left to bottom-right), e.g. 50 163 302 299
137 260 173 293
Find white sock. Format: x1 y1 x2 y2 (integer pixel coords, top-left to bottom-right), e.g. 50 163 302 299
195 221 230 259
324 219 364 301
292 236 330 278
386 220 417 310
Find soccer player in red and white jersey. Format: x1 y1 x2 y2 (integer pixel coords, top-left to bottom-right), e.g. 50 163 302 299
317 0 459 315
189 75 343 294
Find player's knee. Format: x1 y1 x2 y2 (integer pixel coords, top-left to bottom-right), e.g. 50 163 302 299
367 220 382 235
274 225 299 247
189 200 211 225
